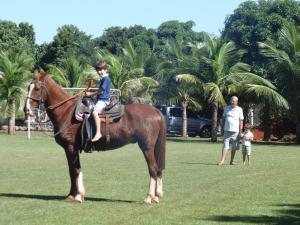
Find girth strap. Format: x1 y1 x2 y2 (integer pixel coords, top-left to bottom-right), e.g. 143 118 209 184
105 115 110 143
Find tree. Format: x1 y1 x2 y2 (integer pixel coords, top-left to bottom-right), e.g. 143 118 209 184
259 23 300 142
223 0 300 63
93 25 149 55
39 25 95 65
0 20 36 57
96 50 158 103
190 33 288 142
174 74 201 137
157 20 203 43
0 51 34 134
48 58 95 88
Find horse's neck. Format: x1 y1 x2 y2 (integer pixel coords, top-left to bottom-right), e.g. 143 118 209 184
45 78 70 106
44 77 75 126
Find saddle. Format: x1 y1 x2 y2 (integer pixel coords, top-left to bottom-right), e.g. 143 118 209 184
74 97 124 152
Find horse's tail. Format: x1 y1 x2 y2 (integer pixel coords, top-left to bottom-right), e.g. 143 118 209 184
155 113 167 173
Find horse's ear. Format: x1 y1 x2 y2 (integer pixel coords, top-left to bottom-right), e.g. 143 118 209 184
33 69 40 79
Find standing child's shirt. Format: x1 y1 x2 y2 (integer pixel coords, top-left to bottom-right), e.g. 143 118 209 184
242 130 253 146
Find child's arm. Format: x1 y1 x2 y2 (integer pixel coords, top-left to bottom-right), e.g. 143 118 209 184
85 91 98 97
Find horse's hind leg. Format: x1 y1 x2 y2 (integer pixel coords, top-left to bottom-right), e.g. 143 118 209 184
142 148 159 204
156 171 163 198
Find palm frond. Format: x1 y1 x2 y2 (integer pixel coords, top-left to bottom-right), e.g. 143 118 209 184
245 84 289 110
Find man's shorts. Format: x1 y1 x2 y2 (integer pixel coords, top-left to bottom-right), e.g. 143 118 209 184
93 100 110 113
223 131 240 151
242 145 251 155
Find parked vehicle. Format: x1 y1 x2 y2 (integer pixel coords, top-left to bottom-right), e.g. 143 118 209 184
155 105 212 137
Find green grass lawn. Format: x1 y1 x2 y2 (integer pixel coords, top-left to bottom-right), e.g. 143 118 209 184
0 132 299 225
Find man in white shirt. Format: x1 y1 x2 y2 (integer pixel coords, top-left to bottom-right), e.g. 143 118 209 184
218 96 244 165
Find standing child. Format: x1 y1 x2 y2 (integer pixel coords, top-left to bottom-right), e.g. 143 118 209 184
241 124 254 165
85 61 111 142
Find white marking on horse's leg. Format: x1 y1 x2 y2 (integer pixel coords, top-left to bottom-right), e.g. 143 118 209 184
74 194 83 203
76 171 85 202
156 177 163 198
144 177 158 204
149 177 156 197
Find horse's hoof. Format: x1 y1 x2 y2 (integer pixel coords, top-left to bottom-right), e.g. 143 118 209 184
143 195 153 204
156 191 164 198
65 195 75 201
74 194 83 203
152 196 159 203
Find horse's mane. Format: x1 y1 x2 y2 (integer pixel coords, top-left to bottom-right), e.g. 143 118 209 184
41 73 71 98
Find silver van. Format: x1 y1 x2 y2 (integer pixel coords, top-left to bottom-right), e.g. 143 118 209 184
155 105 212 137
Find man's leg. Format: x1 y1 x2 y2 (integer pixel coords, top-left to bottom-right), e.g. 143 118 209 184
219 148 228 165
91 110 102 142
230 133 239 165
219 132 230 165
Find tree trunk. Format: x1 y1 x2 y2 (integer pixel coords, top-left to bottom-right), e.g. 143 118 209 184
8 100 16 135
263 104 271 141
296 122 300 143
182 101 188 138
211 101 218 142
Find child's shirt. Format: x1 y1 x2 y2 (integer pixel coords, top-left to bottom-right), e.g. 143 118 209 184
97 73 111 101
242 130 253 146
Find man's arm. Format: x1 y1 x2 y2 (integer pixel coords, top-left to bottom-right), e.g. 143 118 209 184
221 118 225 135
240 120 243 132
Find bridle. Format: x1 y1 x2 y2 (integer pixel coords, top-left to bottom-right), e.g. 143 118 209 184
26 80 47 115
26 78 85 114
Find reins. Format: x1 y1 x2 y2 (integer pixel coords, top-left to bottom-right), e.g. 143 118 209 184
47 79 93 110
47 91 84 110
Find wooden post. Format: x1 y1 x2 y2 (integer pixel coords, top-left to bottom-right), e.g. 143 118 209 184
27 115 31 139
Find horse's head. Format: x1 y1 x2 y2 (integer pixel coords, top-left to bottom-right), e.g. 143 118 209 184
25 69 48 116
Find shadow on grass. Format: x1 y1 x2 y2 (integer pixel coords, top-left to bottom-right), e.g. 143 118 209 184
167 137 221 144
180 162 218 166
206 203 300 225
0 193 137 203
167 137 299 146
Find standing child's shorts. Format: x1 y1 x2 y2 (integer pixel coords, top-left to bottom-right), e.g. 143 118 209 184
242 145 251 155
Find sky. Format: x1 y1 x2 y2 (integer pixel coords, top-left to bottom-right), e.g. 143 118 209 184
1 0 247 44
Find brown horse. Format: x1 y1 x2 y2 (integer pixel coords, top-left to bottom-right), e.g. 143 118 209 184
25 70 166 204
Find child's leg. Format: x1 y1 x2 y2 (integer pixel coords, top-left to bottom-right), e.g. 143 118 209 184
91 110 102 142
242 145 246 165
247 155 251 165
242 154 246 165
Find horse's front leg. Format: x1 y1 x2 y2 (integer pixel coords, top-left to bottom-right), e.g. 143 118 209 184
64 145 85 203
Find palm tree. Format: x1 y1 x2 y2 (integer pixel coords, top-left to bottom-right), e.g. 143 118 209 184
96 49 158 103
175 74 201 137
60 57 95 88
46 57 96 89
0 51 34 134
258 23 300 142
190 33 288 142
